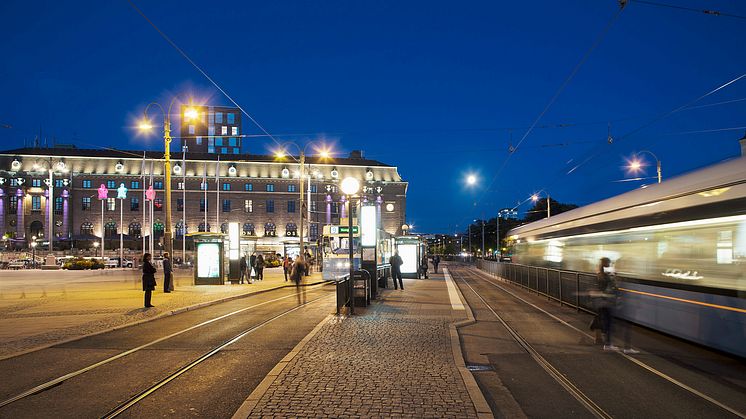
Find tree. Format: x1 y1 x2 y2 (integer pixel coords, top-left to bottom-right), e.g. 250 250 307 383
523 198 578 223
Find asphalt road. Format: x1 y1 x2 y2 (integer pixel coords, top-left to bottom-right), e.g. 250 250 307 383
0 284 336 418
451 265 746 419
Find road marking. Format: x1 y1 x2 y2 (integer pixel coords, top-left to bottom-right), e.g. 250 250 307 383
443 268 464 310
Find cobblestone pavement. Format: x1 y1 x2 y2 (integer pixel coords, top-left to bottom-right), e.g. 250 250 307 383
0 267 322 358
244 278 479 418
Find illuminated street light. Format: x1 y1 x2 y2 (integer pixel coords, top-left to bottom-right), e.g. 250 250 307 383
530 192 551 218
341 176 360 315
466 174 477 186
136 97 197 262
628 150 662 184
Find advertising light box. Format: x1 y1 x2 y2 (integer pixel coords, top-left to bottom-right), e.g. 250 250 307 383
360 205 377 247
399 244 418 274
197 243 221 278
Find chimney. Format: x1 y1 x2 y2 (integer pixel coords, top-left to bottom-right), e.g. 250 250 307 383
740 131 746 157
349 150 364 159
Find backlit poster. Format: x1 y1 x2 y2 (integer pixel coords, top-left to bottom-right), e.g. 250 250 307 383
198 243 220 278
399 244 417 274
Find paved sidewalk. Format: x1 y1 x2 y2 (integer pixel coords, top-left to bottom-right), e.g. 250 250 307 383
234 273 486 418
0 267 321 359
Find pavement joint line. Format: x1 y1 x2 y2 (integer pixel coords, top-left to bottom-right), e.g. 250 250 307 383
0 280 330 362
447 266 524 419
231 313 336 419
469 265 746 419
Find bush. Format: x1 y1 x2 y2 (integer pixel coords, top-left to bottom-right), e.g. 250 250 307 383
63 257 105 270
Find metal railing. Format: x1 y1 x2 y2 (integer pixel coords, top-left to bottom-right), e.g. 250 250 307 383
476 260 598 314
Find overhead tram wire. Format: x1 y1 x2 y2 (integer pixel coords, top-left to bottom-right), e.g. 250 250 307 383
457 2 627 233
125 0 298 164
630 0 746 21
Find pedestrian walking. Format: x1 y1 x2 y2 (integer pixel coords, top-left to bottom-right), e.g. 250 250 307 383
255 254 264 281
590 257 637 353
239 255 249 284
390 250 404 290
433 255 440 273
142 253 157 308
163 252 174 293
304 251 312 276
249 252 257 281
291 255 307 304
283 255 292 281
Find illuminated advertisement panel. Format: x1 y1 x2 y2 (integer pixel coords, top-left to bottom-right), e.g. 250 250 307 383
197 243 221 278
360 205 377 247
399 244 418 274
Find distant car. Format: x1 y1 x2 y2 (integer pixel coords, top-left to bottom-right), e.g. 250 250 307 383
8 260 28 270
109 257 134 268
498 255 512 262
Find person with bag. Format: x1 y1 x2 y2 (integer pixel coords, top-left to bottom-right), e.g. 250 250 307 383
142 253 157 308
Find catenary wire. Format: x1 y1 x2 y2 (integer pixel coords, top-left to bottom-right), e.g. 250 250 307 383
125 1 298 163
630 0 746 21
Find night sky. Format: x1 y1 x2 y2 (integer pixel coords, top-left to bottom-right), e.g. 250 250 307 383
2 1 745 233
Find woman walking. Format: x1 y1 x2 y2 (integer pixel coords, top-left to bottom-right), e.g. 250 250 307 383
142 253 157 308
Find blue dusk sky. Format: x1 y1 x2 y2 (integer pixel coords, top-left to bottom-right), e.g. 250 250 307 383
1 0 745 233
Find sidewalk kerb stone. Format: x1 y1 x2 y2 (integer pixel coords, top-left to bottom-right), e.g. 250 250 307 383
232 313 335 419
0 280 329 362
445 267 494 419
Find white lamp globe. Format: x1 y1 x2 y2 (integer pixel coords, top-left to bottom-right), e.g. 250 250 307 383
340 177 360 195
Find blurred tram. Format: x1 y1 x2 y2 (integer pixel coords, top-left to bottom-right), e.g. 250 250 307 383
507 156 746 357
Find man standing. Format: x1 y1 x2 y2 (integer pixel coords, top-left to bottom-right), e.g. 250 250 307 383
163 252 173 293
239 255 248 284
433 255 440 274
389 250 404 290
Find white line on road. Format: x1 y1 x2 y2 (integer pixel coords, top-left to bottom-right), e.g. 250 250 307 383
443 268 464 311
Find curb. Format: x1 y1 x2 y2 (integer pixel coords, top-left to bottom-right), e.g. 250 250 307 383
444 267 494 419
0 280 330 362
232 313 335 419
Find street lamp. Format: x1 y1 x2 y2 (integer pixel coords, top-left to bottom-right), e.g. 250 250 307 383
531 192 551 218
33 159 68 255
340 176 360 315
628 150 662 184
117 183 128 268
31 236 37 268
137 98 198 265
274 142 332 259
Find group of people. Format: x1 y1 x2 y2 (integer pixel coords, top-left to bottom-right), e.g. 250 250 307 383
239 253 266 284
141 252 174 308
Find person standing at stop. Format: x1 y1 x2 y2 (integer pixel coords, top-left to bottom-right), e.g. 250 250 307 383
390 250 404 290
163 252 173 293
142 253 156 308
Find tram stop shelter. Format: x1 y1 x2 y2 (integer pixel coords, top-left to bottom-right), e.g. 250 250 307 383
188 232 226 285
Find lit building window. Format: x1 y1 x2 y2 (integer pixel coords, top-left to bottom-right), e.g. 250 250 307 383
107 197 116 211
131 197 139 211
131 180 140 189
287 201 296 213
216 112 223 123
244 183 253 191
243 223 254 235
222 183 231 191
266 184 275 192
107 180 116 189
32 179 41 187
177 182 185 190
83 180 92 188
222 199 231 212
288 184 297 192
31 195 41 211
227 113 235 124
154 181 163 189
221 126 228 135
231 127 238 135
244 199 253 213
188 125 195 135
82 197 91 210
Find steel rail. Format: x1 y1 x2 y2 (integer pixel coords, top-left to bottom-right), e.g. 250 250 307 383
466 266 746 419
0 283 332 409
100 293 334 418
452 269 612 419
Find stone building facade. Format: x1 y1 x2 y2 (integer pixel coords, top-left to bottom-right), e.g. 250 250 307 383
0 146 407 254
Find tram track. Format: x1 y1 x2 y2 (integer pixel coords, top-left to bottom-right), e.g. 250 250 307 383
100 292 333 418
0 283 332 412
454 266 746 418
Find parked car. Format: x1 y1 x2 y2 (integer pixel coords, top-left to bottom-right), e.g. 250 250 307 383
8 259 29 269
110 257 134 268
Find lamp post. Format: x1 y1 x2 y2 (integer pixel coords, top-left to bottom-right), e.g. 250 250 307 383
117 183 128 267
340 176 360 315
495 208 510 260
138 99 198 265
97 184 108 259
31 236 37 268
531 192 551 218
275 143 332 259
628 150 662 184
34 159 68 255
